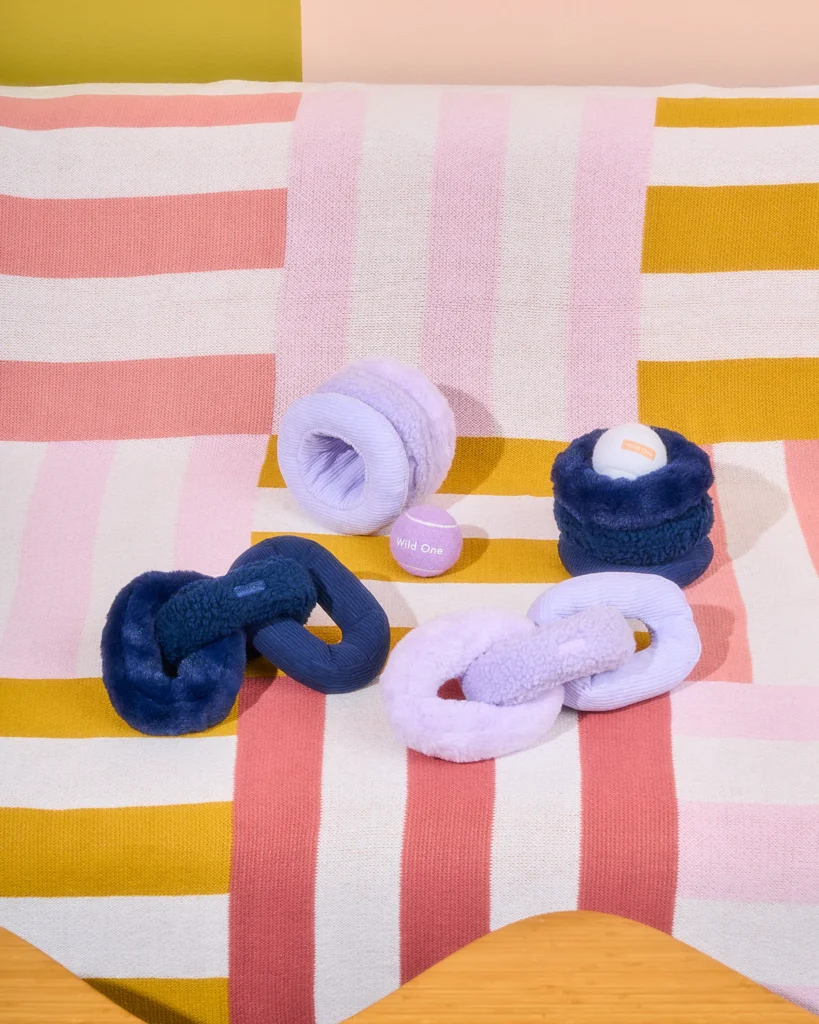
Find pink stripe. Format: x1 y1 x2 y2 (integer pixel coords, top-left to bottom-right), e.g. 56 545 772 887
230 678 325 1024
273 91 367 426
673 682 819 741
678 801 819 904
0 190 286 278
0 355 275 441
785 440 819 578
0 92 301 130
0 441 115 677
174 434 270 576
566 95 656 435
685 468 752 683
420 93 509 436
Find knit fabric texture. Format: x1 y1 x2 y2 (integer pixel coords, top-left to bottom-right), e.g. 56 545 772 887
2 82 819 1024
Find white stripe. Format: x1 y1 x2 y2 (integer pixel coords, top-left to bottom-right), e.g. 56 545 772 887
674 898 819 988
405 512 460 529
715 441 819 685
6 84 819 100
0 82 317 98
673 735 819 805
75 438 193 678
0 443 47 642
254 488 559 541
0 895 227 978
314 686 407 1024
427 493 559 540
0 122 291 198
491 709 581 930
492 90 584 440
0 736 236 808
651 124 819 187
0 270 282 362
640 271 819 362
348 88 438 365
307 581 552 629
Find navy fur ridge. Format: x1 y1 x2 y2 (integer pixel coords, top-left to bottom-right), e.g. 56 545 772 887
551 427 714 530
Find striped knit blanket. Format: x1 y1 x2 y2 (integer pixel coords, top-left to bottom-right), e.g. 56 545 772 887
1 82 818 1024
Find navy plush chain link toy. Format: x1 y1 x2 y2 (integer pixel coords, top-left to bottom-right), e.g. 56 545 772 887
101 536 390 735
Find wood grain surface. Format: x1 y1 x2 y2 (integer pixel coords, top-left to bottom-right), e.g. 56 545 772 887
0 927 139 1023
1 913 815 1023
343 911 816 1023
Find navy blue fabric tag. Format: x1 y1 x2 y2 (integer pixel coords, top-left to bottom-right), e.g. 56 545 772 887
233 579 266 598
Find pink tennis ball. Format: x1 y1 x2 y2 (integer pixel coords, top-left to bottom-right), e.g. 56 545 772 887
389 505 463 578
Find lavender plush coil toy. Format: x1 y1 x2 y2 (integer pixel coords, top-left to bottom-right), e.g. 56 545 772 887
381 572 700 762
277 359 456 535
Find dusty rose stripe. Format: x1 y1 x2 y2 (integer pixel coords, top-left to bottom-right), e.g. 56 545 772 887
174 434 270 576
784 440 819 578
578 696 678 933
673 682 819 741
273 91 367 427
0 92 301 130
685 471 752 683
0 190 286 278
566 95 656 435
400 751 494 983
0 441 115 677
678 801 819 904
420 93 509 436
230 678 326 1024
1 355 275 441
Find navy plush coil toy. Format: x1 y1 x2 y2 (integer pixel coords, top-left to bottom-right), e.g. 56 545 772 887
551 428 715 588
101 536 390 735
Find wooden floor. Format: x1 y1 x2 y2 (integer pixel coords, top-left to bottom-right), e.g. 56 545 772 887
1 912 815 1023
344 911 815 1023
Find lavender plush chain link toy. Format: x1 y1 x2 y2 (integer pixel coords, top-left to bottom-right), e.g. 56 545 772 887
381 572 701 763
277 358 456 535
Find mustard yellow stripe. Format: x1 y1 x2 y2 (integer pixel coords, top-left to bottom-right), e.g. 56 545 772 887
88 978 228 1024
638 358 819 444
657 97 819 128
2 0 300 86
246 625 411 677
251 532 568 585
258 435 565 496
440 437 565 496
0 678 238 738
257 434 285 487
643 184 819 274
0 803 231 897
